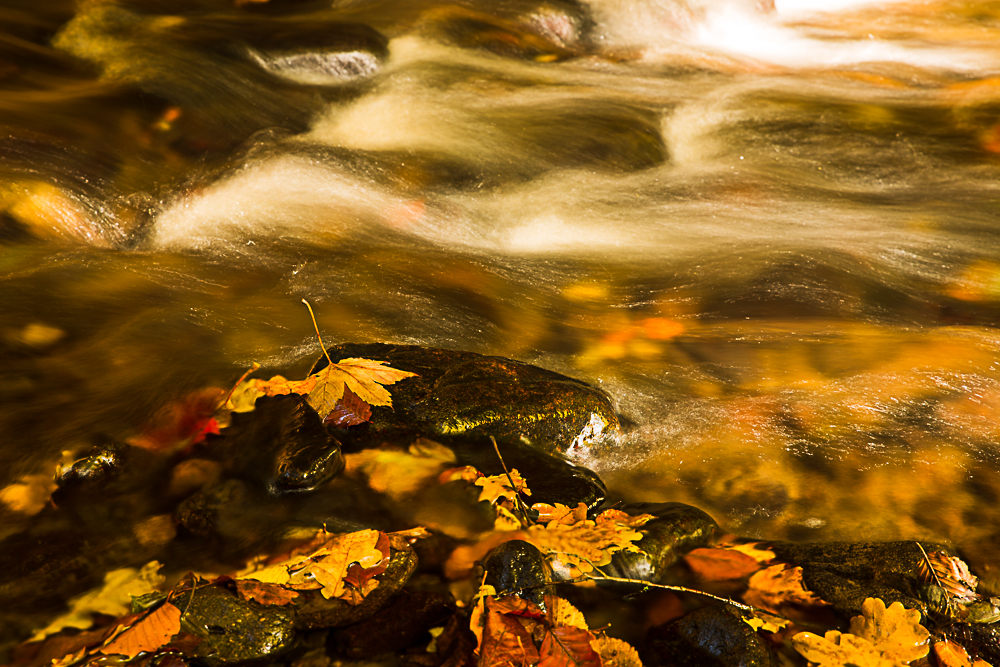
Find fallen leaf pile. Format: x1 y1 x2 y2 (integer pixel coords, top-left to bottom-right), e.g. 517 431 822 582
471 588 641 667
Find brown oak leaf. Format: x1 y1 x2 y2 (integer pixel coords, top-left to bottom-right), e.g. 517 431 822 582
235 580 299 606
539 626 601 667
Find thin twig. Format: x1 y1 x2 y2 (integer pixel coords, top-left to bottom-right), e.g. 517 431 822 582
302 298 334 367
490 435 532 525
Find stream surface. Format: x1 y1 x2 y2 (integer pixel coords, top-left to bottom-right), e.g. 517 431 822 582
5 0 1000 589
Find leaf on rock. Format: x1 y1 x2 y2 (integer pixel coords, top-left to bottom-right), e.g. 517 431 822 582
340 532 391 605
325 386 372 427
296 529 387 600
743 564 828 612
539 626 601 667
255 357 417 422
933 640 995 667
98 602 181 658
791 630 901 667
440 465 484 484
684 547 763 582
476 470 531 505
848 598 930 664
592 636 643 667
918 550 979 602
235 580 299 606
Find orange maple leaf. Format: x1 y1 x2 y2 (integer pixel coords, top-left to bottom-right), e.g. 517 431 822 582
475 469 531 505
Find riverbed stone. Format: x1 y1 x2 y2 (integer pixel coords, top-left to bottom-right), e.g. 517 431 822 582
768 540 948 619
174 584 296 666
641 604 776 667
332 590 456 659
605 502 719 583
311 343 619 457
481 539 554 607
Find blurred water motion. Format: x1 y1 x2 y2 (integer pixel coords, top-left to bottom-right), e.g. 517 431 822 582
4 0 1000 584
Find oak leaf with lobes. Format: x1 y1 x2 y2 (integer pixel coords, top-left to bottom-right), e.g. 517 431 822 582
253 357 417 423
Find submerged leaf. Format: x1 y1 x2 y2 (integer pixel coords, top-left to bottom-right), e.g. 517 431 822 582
592 636 642 667
539 626 601 667
743 564 828 612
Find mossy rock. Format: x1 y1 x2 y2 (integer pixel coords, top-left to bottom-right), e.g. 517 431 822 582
313 343 619 457
769 540 949 619
641 604 776 667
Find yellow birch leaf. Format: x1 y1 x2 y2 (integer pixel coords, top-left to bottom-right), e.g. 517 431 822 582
592 637 643 667
848 598 930 664
545 595 588 629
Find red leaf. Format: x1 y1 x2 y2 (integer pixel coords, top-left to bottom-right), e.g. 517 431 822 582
539 626 601 667
684 547 762 581
478 609 540 667
325 386 373 427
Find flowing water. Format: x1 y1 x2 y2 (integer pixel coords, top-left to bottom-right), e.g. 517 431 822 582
5 0 1000 590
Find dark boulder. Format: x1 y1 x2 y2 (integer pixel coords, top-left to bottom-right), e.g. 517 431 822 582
641 604 776 667
312 343 619 458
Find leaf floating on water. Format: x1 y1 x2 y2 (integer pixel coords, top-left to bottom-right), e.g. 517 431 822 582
346 439 456 499
532 502 588 526
98 602 181 658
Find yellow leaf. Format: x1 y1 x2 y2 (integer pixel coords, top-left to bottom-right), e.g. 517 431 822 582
848 598 930 664
30 561 166 641
494 504 523 531
241 564 294 585
525 512 646 579
254 357 416 420
346 439 456 499
592 637 643 667
725 542 777 563
743 612 791 633
791 630 901 667
546 595 588 629
476 469 531 505
0 474 57 515
300 529 386 599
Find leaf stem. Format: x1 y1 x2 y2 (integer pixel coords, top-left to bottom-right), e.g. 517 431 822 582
490 436 532 526
302 299 335 367
223 362 261 408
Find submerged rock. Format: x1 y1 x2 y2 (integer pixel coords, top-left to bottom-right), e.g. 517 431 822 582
332 590 456 659
216 394 344 495
641 604 776 667
312 343 619 457
605 502 719 583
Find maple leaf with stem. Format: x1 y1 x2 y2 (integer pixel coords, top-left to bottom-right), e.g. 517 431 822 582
247 301 417 423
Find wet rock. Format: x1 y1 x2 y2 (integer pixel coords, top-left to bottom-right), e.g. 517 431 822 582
293 542 419 631
481 540 553 608
640 604 776 667
311 343 619 457
174 584 296 666
768 540 948 619
605 502 719 583
332 590 455 659
215 395 344 495
450 437 607 511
